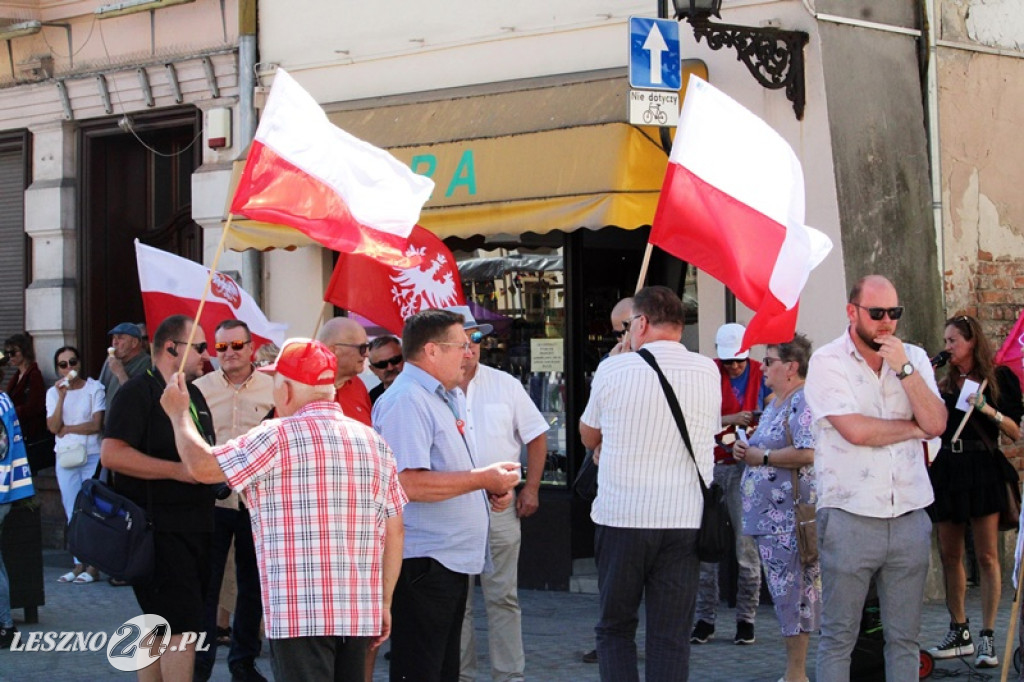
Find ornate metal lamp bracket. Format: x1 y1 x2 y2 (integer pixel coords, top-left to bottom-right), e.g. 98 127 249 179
687 17 809 120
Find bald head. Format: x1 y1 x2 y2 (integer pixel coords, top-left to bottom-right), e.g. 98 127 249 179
849 275 896 305
610 297 634 332
317 317 369 383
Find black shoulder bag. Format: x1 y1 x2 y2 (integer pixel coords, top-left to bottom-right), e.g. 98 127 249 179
637 348 733 562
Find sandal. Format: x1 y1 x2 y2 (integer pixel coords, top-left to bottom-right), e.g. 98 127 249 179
57 570 78 583
73 572 97 584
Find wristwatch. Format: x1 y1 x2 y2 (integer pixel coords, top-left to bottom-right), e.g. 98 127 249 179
897 362 915 380
762 449 772 466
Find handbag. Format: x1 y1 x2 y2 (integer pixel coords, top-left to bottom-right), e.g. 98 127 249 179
636 349 733 563
56 441 88 469
781 403 818 565
573 450 599 502
67 476 154 584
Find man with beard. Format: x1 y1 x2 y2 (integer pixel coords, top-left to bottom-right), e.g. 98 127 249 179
805 275 946 681
102 314 216 682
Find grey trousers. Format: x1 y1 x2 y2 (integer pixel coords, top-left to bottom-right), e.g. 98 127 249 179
695 462 761 625
815 507 932 682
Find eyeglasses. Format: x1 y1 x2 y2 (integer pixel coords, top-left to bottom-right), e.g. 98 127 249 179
172 340 208 354
370 354 403 370
57 358 79 369
721 358 747 366
437 341 472 352
853 304 904 321
762 356 782 367
214 340 251 353
332 342 370 355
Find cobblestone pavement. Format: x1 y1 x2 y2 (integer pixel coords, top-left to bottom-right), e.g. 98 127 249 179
0 551 1020 681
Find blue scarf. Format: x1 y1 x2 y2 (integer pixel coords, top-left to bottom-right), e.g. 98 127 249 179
0 391 35 504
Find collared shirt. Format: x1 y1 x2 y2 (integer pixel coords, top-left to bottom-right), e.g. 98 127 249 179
195 368 276 509
372 362 490 575
213 400 406 639
804 330 938 518
99 351 151 407
581 340 721 529
336 377 373 426
464 364 549 469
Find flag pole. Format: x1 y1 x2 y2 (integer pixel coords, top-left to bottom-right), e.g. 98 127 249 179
177 217 234 374
1000 555 1024 682
311 300 331 340
635 243 654 294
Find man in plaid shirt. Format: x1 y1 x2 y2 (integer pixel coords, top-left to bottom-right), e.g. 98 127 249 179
160 338 407 682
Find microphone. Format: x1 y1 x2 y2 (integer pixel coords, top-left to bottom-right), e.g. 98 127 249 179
930 350 950 368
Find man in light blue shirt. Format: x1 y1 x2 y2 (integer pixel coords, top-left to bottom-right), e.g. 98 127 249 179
373 309 522 682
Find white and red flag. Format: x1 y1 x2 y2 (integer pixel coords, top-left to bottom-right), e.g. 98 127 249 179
229 68 434 266
135 240 287 351
324 225 465 336
650 76 832 351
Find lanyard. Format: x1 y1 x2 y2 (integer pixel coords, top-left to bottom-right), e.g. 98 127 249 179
149 369 205 438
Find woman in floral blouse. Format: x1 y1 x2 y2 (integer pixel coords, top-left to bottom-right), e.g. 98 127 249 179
734 333 818 682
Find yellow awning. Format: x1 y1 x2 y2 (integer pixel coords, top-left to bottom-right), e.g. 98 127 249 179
223 122 669 251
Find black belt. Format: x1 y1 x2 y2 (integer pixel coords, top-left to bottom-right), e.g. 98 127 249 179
942 440 990 453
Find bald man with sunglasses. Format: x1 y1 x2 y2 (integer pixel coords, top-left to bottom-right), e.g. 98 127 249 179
805 275 946 682
368 336 405 405
318 317 373 426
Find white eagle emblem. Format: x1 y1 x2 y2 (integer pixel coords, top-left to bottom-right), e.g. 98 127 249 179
390 245 460 318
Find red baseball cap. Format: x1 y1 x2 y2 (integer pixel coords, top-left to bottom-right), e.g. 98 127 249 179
257 338 336 386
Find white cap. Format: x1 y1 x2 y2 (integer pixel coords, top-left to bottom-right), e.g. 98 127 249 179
715 323 749 360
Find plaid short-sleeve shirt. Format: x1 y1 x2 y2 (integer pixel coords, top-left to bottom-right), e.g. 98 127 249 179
212 400 407 639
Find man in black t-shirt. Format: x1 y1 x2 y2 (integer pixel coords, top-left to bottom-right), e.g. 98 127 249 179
101 314 216 681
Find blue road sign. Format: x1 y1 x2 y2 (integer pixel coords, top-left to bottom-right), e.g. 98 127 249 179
628 16 681 91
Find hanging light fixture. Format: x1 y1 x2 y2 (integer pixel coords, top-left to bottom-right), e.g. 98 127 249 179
672 0 808 120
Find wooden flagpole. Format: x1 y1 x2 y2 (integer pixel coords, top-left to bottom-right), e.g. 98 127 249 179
1001 553 1024 682
950 379 987 443
176 216 234 374
311 300 331 341
635 243 654 294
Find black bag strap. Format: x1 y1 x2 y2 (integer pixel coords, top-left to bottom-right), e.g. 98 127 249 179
636 348 710 496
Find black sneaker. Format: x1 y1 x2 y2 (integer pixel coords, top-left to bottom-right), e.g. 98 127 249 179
929 621 974 659
975 629 998 668
0 625 17 649
582 649 598 663
734 621 755 645
230 660 269 682
690 619 715 644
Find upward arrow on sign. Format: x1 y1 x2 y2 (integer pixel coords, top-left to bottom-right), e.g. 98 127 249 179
642 23 669 85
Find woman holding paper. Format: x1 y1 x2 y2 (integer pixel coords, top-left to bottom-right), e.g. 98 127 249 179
927 314 1022 668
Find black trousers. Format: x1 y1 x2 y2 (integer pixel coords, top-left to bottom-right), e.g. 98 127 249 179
270 635 369 682
389 557 469 682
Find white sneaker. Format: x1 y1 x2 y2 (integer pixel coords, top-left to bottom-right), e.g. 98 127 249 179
975 632 998 668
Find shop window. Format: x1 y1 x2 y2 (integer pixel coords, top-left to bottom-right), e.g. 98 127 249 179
453 242 568 488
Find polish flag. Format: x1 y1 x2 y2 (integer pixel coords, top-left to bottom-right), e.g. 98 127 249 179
229 68 434 266
135 241 287 351
650 76 832 351
324 225 465 336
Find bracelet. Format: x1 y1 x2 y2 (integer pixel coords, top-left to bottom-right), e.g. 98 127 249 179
763 449 771 466
994 411 1004 425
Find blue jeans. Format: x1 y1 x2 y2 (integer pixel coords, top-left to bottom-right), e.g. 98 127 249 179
594 525 700 682
196 505 263 667
815 507 931 682
0 503 10 628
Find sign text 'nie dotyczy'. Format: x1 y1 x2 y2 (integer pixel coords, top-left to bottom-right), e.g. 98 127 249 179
628 90 680 127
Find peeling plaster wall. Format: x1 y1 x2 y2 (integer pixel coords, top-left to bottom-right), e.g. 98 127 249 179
939 0 1024 340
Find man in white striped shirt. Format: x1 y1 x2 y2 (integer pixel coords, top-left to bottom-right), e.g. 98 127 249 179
580 285 721 682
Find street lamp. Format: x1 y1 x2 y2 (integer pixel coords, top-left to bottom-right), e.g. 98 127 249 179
672 0 808 120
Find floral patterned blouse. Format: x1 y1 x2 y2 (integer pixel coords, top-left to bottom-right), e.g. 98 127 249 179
739 386 817 536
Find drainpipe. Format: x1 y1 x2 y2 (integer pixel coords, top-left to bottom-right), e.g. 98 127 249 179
923 0 945 305
238 0 262 304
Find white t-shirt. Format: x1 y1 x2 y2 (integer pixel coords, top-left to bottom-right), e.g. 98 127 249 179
45 378 106 455
463 364 549 469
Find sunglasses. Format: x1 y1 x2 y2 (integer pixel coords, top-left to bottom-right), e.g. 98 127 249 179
173 340 208 354
214 340 251 353
470 331 484 344
57 358 80 369
762 357 782 367
613 329 628 340
854 304 904 321
721 358 746 366
333 342 370 355
4 348 20 356
370 354 403 370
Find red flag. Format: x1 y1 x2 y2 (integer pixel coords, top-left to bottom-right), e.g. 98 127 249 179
136 241 287 351
995 309 1024 390
324 225 466 336
650 77 832 351
230 69 433 266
